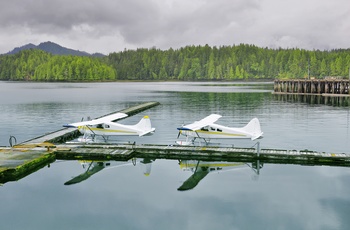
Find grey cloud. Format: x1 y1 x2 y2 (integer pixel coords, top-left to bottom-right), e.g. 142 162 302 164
0 0 158 33
132 0 261 48
0 0 349 54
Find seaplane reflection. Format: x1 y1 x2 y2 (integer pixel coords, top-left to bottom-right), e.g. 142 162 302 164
177 160 263 191
64 158 154 185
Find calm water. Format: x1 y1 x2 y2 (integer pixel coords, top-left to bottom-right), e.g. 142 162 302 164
1 81 350 230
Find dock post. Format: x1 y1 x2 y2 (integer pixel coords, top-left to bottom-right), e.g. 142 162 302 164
297 80 302 93
340 81 345 94
256 141 260 157
311 81 316 93
317 80 322 94
274 80 278 92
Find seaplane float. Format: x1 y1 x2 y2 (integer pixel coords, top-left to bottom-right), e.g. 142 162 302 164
176 114 263 145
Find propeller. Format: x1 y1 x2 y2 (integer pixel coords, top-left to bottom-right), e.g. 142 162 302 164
177 122 185 139
177 131 181 139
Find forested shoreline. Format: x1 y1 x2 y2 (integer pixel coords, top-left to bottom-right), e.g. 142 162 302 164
0 44 349 81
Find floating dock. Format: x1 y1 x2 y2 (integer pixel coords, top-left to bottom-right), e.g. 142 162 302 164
54 143 350 167
0 147 55 183
274 79 350 96
1 101 350 184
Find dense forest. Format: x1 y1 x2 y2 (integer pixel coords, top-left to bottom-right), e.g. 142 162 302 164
0 49 115 81
0 44 350 81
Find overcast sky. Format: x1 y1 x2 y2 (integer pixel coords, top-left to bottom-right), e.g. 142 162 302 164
0 0 349 54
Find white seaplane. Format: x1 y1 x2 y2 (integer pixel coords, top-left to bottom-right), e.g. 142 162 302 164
63 112 155 142
176 114 263 145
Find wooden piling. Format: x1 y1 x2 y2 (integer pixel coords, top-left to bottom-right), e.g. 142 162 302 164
273 79 350 96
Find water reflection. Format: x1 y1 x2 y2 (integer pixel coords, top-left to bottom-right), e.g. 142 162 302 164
177 160 262 191
63 158 264 191
64 158 154 185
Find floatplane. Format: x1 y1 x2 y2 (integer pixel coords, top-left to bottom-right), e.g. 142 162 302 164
176 114 263 145
64 112 155 142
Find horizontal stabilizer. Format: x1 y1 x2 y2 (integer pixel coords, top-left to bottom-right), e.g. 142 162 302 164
139 128 156 136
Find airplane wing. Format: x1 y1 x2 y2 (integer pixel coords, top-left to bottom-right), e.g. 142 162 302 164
178 114 222 131
64 112 128 128
96 113 128 123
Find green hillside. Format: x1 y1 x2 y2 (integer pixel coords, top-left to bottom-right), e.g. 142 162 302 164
1 44 349 81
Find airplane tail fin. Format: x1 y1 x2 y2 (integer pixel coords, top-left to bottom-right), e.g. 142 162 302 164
135 116 155 136
242 118 263 140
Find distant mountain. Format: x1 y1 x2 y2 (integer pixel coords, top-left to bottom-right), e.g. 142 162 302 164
5 41 105 57
9 43 37 54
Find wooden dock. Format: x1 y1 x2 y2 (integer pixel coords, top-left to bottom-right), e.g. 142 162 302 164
54 143 350 167
274 79 350 96
2 100 350 184
2 142 349 184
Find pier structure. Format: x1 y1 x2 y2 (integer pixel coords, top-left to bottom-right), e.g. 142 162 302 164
274 79 350 96
54 143 350 167
2 141 350 184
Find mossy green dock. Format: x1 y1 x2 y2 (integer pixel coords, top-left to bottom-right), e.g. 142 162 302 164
0 147 55 184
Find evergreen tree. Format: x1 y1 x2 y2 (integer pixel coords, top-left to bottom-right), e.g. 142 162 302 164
1 44 350 81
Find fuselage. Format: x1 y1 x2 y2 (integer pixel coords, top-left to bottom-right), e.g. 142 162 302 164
179 123 253 139
78 123 140 136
